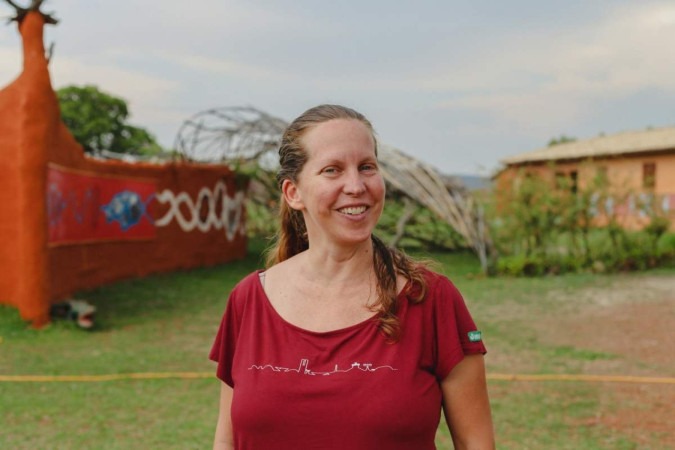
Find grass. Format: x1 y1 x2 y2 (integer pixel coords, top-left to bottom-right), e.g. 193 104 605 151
1 240 673 449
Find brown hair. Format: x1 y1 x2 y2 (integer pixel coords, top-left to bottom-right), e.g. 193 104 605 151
265 104 427 341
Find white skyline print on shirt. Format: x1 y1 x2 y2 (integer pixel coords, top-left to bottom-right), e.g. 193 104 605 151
248 358 398 377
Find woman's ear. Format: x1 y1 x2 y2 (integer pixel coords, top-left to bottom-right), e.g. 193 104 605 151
282 179 304 211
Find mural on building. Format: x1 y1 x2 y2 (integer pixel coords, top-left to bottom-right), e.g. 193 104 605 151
46 167 247 245
155 181 246 240
587 193 675 219
47 165 157 243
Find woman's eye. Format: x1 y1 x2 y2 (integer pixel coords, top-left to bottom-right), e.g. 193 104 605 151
360 164 377 172
322 167 338 174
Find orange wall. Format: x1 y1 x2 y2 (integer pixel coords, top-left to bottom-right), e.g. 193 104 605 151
528 153 674 194
0 12 247 326
47 161 247 302
651 153 675 192
495 152 675 229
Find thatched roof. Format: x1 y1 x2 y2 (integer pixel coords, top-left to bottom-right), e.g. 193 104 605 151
502 126 675 165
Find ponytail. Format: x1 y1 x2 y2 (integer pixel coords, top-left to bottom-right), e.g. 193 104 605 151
265 196 308 267
371 234 428 343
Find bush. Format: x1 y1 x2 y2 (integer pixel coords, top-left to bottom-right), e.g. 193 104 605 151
496 255 546 277
490 164 673 276
658 233 675 255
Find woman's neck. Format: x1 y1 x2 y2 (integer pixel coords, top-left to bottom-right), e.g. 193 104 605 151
300 238 374 286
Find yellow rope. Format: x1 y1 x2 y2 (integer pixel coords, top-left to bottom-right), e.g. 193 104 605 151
487 373 675 384
1 372 675 384
0 372 212 382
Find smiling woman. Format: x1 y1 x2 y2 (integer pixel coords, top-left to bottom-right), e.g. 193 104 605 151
283 118 385 252
209 105 495 450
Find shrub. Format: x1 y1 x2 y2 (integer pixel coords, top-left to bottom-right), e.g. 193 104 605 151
489 163 673 276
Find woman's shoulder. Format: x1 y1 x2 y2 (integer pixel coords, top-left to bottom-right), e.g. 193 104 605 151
261 253 304 289
225 270 265 308
233 270 265 291
402 267 467 315
407 267 458 296
232 254 303 301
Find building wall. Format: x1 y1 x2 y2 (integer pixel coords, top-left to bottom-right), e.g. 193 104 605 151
495 151 675 229
46 161 247 303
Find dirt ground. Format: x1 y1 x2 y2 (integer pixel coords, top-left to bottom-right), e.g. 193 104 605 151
537 275 675 448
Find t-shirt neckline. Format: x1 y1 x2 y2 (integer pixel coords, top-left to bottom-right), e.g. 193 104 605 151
254 269 409 337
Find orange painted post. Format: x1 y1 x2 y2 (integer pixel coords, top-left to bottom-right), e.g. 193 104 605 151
14 12 57 326
0 84 21 313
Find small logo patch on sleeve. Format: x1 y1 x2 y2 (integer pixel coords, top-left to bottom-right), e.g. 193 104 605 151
468 331 482 342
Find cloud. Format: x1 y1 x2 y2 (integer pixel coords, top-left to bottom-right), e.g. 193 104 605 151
427 2 675 133
0 47 21 83
50 54 184 143
154 51 292 83
53 58 175 95
2 1 674 173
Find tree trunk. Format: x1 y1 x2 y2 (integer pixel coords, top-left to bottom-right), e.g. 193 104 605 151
389 196 417 248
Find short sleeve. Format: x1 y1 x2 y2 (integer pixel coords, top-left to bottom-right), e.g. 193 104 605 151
209 285 243 387
431 275 487 381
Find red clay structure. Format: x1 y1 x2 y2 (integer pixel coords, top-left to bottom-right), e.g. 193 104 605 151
0 7 247 327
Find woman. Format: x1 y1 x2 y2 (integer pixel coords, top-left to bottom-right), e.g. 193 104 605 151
210 105 494 449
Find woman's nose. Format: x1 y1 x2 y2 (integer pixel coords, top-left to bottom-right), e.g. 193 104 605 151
343 170 366 195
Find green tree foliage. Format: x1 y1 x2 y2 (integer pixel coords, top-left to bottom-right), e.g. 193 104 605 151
548 135 577 146
375 196 467 251
57 85 163 155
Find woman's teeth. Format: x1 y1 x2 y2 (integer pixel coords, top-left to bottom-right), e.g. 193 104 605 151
339 206 367 215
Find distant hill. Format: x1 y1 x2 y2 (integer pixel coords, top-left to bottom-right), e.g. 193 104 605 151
442 174 492 191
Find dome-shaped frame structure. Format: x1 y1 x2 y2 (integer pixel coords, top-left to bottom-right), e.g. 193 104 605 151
174 106 287 164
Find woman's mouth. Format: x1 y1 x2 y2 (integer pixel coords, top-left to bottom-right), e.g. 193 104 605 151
338 206 368 215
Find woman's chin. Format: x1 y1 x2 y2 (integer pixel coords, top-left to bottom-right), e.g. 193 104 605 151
336 231 375 247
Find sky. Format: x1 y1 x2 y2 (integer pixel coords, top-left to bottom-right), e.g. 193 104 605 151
1 1 674 176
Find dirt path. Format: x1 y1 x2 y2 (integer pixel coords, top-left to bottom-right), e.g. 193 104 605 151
538 275 675 375
536 275 675 447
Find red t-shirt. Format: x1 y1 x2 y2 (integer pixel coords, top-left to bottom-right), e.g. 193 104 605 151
209 269 486 450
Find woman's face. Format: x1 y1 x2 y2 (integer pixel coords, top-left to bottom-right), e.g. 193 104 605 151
283 118 386 249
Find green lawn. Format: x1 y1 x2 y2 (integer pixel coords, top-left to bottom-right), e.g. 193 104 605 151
1 243 673 449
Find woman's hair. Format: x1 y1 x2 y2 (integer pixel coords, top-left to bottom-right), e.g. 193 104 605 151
265 104 428 342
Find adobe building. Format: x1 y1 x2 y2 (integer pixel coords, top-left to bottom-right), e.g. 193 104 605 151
494 127 675 230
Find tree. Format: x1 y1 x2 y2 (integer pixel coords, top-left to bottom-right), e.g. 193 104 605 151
547 135 576 147
57 85 163 155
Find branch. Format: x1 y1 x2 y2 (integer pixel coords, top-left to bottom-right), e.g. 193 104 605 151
4 0 27 17
389 196 417 248
3 0 58 25
46 40 54 63
4 0 25 10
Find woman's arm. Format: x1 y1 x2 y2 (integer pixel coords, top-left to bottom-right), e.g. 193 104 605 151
213 382 234 450
441 354 495 450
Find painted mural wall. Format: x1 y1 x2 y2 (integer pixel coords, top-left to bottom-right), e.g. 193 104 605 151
0 12 247 327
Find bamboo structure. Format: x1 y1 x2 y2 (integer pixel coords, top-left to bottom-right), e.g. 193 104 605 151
378 144 493 272
175 107 494 272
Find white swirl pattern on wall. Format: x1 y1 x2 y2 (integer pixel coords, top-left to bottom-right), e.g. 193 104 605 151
154 181 246 241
